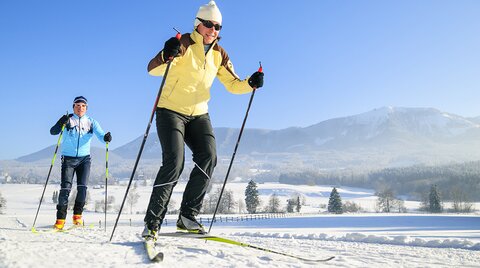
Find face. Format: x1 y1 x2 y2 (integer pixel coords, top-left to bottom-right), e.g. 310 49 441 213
73 102 87 117
196 19 221 45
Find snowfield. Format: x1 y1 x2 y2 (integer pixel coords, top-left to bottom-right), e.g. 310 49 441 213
0 183 479 267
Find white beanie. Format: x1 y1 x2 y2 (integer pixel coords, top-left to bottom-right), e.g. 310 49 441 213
194 1 222 27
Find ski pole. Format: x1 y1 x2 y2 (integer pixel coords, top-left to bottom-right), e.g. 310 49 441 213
109 29 181 241
31 111 68 231
207 62 263 234
104 141 109 232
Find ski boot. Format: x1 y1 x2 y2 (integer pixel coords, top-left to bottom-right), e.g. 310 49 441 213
176 214 206 234
72 214 83 226
142 225 159 241
54 219 65 230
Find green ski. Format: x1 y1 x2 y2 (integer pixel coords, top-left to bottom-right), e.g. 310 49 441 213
31 224 94 234
158 232 335 262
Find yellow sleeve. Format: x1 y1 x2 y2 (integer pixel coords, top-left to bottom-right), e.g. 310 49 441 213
216 59 253 94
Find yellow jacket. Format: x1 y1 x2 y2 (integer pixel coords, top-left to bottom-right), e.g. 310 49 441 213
148 30 253 116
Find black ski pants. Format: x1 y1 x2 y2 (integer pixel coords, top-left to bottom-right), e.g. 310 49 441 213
144 108 217 229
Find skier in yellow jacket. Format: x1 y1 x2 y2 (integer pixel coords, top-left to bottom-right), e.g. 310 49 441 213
143 1 264 238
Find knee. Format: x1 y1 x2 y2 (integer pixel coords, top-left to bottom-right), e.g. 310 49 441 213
60 181 73 189
209 152 217 167
163 153 185 170
196 140 216 159
202 147 217 167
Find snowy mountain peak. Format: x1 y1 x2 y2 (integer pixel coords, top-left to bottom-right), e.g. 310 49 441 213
302 106 480 153
346 106 479 138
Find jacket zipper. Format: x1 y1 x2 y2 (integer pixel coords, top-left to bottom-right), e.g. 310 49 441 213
203 41 215 69
192 40 216 116
75 117 81 157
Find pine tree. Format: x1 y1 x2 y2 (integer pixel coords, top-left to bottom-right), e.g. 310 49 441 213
244 180 260 214
286 199 295 213
296 196 302 212
429 184 442 213
327 187 343 214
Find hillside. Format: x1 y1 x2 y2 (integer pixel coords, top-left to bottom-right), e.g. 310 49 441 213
4 106 480 187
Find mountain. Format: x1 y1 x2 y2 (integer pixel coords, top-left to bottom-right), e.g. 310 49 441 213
11 106 480 169
468 116 480 125
111 106 480 157
303 106 480 149
16 145 124 164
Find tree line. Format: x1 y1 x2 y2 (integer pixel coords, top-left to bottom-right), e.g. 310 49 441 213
327 184 457 214
279 161 480 202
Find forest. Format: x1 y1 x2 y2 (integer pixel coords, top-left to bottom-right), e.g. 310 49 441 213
278 161 480 201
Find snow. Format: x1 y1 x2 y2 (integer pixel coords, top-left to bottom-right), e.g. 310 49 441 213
347 106 480 138
0 183 479 267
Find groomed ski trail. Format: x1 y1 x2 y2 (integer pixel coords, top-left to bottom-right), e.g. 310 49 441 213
1 216 479 267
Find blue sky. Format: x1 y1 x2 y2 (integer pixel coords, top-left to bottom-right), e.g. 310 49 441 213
1 0 479 160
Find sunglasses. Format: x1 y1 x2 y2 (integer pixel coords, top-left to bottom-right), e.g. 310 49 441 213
197 17 222 31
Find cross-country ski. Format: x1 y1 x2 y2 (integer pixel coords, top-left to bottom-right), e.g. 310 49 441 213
144 238 164 262
157 232 335 262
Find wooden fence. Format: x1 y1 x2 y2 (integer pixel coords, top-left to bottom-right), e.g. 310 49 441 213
163 213 288 226
101 213 300 228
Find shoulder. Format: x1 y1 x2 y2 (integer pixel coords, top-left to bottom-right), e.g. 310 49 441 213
213 43 227 56
180 33 195 49
213 43 230 64
85 115 98 124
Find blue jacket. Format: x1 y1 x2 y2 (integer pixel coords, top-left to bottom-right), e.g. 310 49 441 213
50 114 106 157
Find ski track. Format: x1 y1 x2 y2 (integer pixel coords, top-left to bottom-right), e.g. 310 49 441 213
0 216 479 268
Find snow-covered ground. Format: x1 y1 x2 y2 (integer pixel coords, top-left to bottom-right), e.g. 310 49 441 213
0 183 479 267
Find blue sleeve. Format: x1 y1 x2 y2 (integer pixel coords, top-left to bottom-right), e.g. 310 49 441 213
91 118 106 143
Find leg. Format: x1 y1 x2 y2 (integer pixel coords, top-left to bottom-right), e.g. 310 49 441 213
144 109 187 229
57 156 75 220
181 113 217 216
73 156 91 216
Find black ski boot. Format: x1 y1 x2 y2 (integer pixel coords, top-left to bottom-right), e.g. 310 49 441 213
176 214 206 234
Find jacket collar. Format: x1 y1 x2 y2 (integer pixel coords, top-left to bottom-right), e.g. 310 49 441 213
72 113 87 120
191 29 218 47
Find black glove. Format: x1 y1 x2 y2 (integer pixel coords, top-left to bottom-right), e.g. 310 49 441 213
56 114 72 126
162 37 181 61
248 71 264 89
104 132 112 142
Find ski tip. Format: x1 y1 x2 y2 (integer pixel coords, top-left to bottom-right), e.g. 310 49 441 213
152 253 164 262
324 256 335 262
313 256 335 262
325 256 335 261
31 227 38 233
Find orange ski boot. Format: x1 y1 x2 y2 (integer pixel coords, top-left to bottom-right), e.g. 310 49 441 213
72 214 84 226
54 219 65 230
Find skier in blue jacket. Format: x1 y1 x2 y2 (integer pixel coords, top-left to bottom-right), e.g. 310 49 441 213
50 96 112 230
